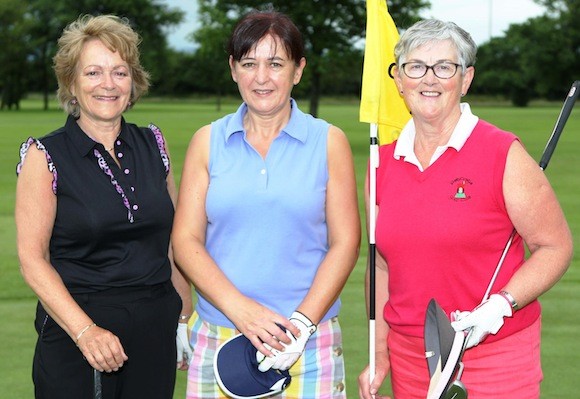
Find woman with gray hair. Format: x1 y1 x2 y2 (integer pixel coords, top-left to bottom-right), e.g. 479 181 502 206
15 14 192 398
358 19 571 398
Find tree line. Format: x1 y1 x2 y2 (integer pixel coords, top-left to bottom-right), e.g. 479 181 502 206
474 0 579 106
1 0 577 114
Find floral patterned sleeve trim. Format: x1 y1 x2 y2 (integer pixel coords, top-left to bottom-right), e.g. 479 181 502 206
93 148 135 223
16 137 58 195
148 123 170 176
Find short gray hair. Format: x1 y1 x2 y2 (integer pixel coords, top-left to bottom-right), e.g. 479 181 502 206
394 19 477 72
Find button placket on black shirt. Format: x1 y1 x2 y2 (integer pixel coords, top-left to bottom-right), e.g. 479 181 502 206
97 139 139 220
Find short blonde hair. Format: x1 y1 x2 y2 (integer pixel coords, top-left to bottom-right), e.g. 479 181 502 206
53 14 150 117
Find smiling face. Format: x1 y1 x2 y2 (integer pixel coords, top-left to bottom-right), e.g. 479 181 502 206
72 39 132 125
229 34 306 117
395 39 474 124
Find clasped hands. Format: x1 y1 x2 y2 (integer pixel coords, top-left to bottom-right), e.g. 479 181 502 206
450 293 513 349
256 311 317 372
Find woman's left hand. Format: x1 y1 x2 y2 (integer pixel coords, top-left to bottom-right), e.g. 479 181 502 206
176 322 193 370
450 293 513 348
256 311 316 371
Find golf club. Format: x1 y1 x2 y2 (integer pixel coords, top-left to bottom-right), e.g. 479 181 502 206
539 80 580 170
93 368 102 399
442 328 474 399
431 81 580 399
482 80 579 303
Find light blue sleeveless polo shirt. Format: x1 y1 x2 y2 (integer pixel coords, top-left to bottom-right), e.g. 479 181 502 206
197 99 341 327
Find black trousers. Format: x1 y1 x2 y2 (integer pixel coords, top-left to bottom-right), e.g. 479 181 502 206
32 281 182 399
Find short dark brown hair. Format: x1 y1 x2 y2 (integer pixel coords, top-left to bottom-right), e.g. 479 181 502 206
228 9 304 65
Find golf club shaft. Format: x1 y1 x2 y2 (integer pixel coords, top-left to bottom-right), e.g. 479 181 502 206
483 80 579 302
93 368 102 399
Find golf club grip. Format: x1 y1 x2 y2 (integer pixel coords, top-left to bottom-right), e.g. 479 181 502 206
93 368 102 399
539 80 580 170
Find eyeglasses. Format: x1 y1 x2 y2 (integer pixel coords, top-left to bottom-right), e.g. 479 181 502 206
401 61 462 79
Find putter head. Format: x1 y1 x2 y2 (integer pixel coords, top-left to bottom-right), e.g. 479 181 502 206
424 299 467 399
445 380 468 399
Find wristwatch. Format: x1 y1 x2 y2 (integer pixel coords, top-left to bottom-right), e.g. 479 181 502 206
499 290 519 311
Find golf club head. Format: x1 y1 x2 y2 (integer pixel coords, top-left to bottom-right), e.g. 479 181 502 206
425 299 467 399
444 380 467 399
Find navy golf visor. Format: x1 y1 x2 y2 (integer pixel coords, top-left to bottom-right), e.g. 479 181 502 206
214 333 291 399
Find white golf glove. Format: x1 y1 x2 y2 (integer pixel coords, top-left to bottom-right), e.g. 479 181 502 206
257 311 317 372
176 323 193 366
450 294 513 349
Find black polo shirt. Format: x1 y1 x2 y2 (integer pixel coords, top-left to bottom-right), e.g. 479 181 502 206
27 115 174 293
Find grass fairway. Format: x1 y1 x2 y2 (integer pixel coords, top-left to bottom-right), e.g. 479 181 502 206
1 98 578 398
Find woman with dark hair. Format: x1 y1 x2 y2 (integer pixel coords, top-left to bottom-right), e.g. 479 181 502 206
15 14 192 399
172 7 360 399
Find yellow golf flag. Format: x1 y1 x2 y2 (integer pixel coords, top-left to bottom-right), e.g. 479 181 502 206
359 0 410 144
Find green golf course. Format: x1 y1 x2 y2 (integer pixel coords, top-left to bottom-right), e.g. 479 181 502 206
1 97 578 398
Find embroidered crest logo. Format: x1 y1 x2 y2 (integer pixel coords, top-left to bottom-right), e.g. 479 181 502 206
450 177 472 201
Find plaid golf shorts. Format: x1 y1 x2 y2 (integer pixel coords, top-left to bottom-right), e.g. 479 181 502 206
186 312 347 399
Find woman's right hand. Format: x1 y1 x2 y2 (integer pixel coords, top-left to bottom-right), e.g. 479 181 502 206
358 351 391 399
76 325 128 373
229 299 300 359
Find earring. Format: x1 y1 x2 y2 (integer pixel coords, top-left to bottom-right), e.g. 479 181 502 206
70 98 77 105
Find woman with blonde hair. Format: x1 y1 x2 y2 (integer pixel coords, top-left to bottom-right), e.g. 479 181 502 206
15 14 192 399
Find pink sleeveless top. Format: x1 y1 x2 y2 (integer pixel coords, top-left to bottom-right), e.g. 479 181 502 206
375 120 540 341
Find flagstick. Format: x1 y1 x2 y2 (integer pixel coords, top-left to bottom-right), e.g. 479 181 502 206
368 123 380 385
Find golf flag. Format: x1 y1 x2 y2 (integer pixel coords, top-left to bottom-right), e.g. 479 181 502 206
359 0 410 144
361 0 410 387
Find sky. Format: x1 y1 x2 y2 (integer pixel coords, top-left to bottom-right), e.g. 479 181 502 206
163 0 199 52
420 0 545 45
163 0 546 51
